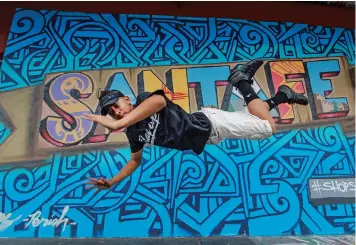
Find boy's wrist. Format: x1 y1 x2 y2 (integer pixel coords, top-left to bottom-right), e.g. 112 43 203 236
108 179 115 187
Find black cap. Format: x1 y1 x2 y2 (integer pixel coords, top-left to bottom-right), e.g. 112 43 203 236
99 90 125 115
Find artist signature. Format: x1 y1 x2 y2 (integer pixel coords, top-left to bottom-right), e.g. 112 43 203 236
0 206 76 232
0 212 22 231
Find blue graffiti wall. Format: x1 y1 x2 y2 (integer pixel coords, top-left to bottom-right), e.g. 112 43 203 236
0 9 354 238
0 9 355 92
0 125 354 237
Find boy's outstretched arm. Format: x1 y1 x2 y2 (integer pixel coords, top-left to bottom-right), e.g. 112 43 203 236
84 94 166 131
109 149 143 186
86 149 143 190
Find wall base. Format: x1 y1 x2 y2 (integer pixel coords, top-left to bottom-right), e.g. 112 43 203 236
0 236 354 245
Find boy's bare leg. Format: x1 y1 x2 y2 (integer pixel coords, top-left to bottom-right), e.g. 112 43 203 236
228 60 309 133
247 99 277 132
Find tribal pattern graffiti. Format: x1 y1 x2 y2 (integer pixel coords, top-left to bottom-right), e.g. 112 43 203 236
0 54 11 145
0 8 354 240
0 9 355 92
0 120 11 145
0 124 354 238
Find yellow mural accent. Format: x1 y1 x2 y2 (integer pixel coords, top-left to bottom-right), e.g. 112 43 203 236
141 69 190 112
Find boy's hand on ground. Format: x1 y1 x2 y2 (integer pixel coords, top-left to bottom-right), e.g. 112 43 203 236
85 177 112 191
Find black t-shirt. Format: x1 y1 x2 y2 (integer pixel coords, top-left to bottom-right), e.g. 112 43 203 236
125 90 212 155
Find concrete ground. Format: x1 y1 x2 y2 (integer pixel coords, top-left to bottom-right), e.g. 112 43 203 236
0 235 354 245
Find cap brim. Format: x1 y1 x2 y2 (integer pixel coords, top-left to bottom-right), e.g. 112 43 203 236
100 97 119 115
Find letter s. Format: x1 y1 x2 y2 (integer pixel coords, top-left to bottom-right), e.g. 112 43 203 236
39 73 95 146
323 181 333 191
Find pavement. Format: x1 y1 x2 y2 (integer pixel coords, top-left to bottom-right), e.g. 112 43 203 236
0 235 354 245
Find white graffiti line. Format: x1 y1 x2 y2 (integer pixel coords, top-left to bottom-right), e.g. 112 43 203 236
0 212 22 232
23 206 76 232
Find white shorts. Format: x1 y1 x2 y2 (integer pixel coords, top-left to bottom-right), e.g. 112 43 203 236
200 107 273 144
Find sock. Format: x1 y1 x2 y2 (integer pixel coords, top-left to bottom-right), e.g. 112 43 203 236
265 92 288 110
237 80 259 105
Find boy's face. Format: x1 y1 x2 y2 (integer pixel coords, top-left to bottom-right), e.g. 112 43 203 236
107 96 133 120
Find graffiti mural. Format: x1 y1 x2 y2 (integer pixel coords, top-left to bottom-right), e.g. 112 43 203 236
0 106 12 146
0 9 355 92
0 53 13 146
35 57 354 151
0 8 354 240
0 124 354 238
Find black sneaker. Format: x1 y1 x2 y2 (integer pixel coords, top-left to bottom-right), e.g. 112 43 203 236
277 85 309 105
228 59 264 88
